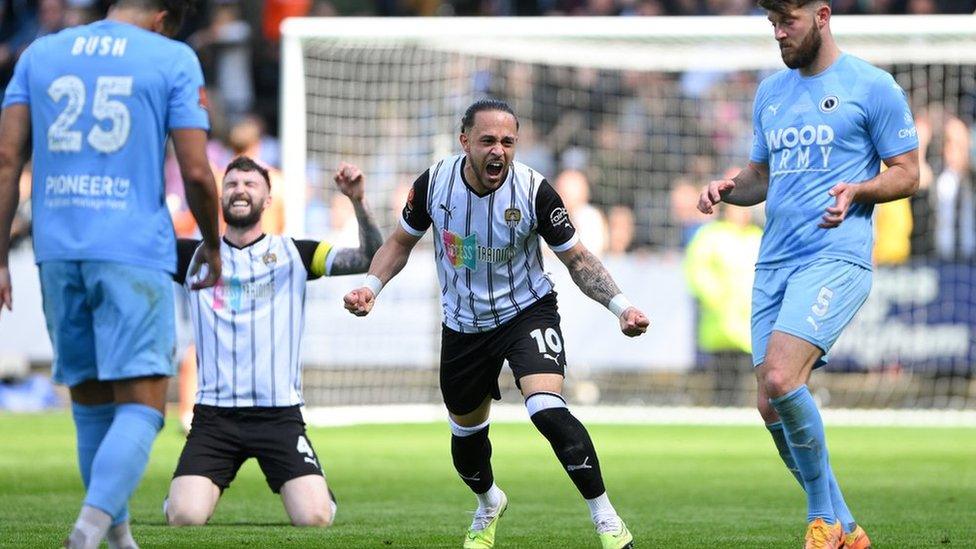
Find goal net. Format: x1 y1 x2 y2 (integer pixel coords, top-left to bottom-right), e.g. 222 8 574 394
281 15 976 411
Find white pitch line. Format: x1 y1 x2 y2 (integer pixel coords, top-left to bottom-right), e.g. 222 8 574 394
304 404 976 428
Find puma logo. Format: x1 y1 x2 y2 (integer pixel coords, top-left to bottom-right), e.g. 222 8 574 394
459 471 481 482
543 353 560 366
439 203 455 219
567 456 592 472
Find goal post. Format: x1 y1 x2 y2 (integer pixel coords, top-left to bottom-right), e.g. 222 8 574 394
280 15 976 411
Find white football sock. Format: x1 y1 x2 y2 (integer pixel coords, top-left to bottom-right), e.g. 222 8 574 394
66 505 112 549
586 492 619 526
475 483 503 511
107 520 139 549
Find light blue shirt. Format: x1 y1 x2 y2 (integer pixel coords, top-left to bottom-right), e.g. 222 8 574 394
750 53 918 269
3 20 209 272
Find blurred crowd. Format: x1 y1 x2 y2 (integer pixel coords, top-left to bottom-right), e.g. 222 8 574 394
2 0 975 264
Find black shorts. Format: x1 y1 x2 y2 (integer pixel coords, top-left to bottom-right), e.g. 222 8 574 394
440 292 566 415
173 404 324 493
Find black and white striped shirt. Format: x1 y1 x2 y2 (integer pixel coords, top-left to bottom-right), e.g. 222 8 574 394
175 235 334 407
401 155 578 333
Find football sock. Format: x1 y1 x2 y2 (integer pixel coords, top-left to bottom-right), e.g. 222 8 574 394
67 505 112 549
83 403 163 519
585 492 620 527
475 483 504 511
767 421 857 533
449 418 494 495
827 463 857 534
71 402 129 526
770 385 834 524
526 392 606 499
107 520 139 549
766 421 803 486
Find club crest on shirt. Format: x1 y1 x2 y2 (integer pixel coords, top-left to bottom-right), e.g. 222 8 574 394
262 252 277 266
819 95 840 113
504 207 522 228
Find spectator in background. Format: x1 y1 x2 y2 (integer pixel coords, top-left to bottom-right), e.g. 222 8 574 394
190 1 254 125
872 181 914 264
606 205 636 256
226 116 286 234
934 114 973 260
670 175 710 247
554 169 609 255
683 200 761 406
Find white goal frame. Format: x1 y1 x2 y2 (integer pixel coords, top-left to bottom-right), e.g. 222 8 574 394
279 15 976 235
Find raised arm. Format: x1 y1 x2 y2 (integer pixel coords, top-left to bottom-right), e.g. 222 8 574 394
555 241 649 337
698 161 769 214
172 128 222 289
342 225 422 316
327 162 384 275
0 104 30 314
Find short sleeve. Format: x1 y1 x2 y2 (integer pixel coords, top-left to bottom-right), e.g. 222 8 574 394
535 179 579 252
867 73 919 160
1 44 34 108
167 44 210 131
400 169 432 236
749 81 769 164
173 238 201 284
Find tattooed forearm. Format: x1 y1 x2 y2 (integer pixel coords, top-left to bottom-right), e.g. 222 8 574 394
329 199 384 276
566 248 620 306
352 199 384 258
329 248 371 276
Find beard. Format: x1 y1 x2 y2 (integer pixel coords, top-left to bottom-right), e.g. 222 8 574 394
781 23 822 70
223 200 263 228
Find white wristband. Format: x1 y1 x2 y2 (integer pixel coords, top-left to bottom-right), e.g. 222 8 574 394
608 294 633 318
363 274 384 298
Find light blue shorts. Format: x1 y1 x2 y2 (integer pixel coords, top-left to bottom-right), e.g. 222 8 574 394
751 258 871 369
39 261 175 388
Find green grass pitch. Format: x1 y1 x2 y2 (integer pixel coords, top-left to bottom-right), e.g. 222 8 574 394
0 413 973 547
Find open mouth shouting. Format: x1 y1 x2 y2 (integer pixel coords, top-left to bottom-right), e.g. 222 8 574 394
485 160 506 183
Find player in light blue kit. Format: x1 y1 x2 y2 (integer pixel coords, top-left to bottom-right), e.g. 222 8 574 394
0 1 222 547
697 0 918 548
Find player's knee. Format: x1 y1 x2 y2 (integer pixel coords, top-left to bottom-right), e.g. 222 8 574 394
760 366 796 398
166 502 210 526
290 507 333 527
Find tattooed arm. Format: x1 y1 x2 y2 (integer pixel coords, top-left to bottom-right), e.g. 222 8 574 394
555 241 650 337
328 163 384 275
556 242 620 306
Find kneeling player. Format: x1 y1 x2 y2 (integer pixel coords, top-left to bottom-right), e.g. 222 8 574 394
165 157 383 526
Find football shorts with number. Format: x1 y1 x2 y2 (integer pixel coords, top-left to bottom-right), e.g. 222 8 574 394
440 292 567 415
751 258 871 368
173 405 325 493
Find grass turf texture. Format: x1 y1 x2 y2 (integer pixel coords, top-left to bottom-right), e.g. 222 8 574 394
0 413 973 548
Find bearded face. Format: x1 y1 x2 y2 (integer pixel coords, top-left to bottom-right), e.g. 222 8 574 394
780 17 823 70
